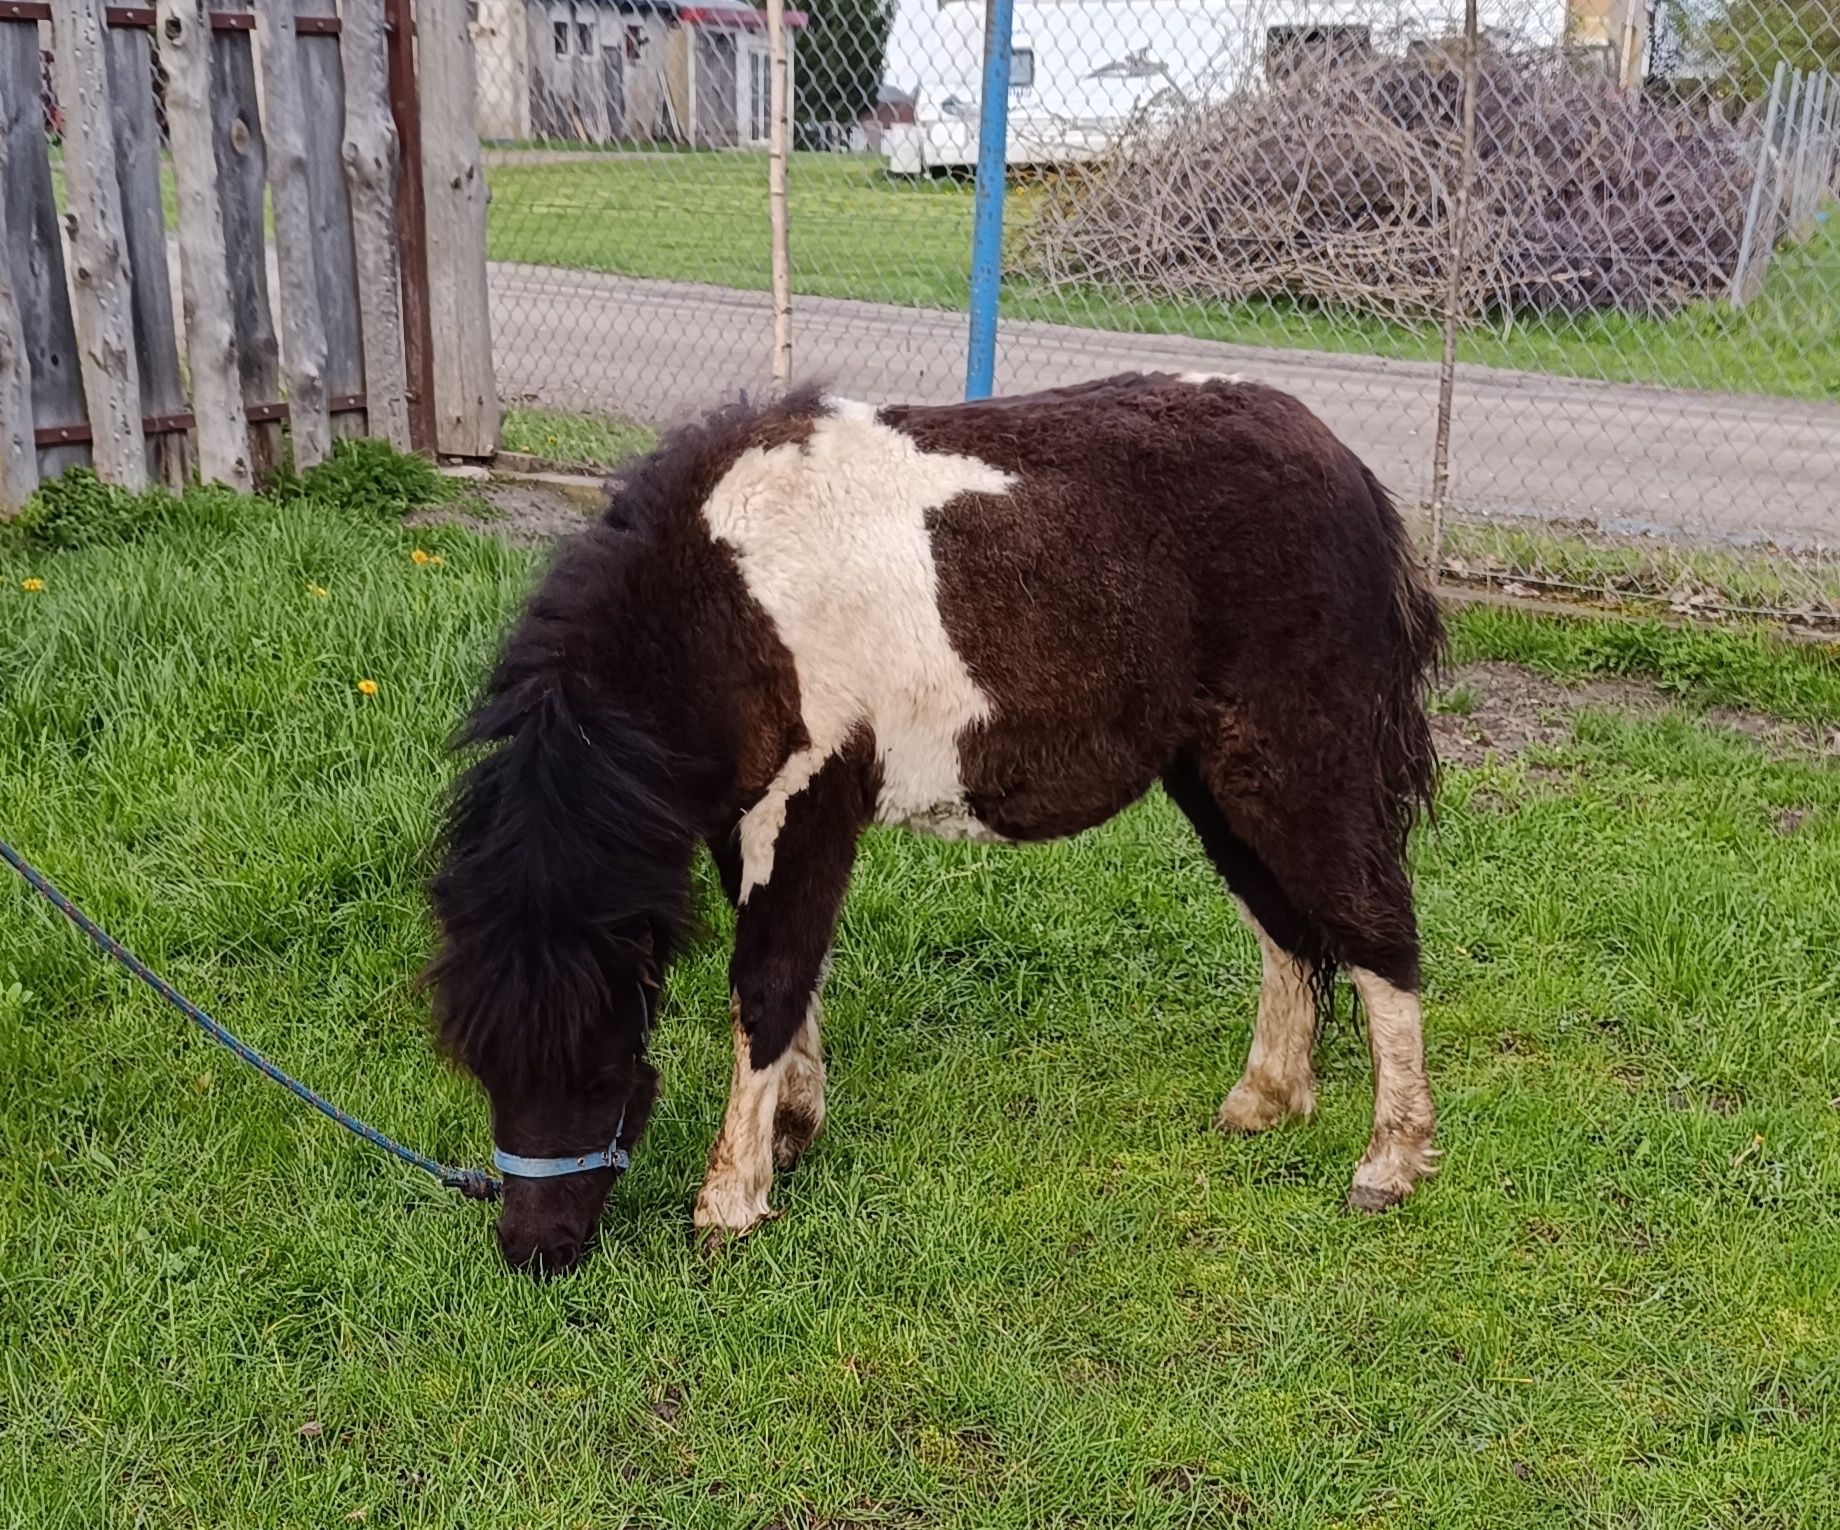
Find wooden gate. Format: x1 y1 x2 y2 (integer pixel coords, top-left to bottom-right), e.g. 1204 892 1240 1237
0 0 498 513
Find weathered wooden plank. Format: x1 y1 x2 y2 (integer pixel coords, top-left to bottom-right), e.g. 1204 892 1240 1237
49 0 146 487
209 0 282 477
106 23 188 487
294 0 364 440
254 0 330 466
2 22 88 480
339 0 410 449
0 102 38 511
418 0 499 457
157 0 252 489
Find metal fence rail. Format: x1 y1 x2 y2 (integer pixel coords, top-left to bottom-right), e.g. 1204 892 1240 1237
475 0 1840 623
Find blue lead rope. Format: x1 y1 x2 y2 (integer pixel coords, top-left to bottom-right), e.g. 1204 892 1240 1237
1 838 501 1202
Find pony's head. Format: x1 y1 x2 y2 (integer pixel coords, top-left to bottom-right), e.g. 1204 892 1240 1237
424 532 700 1276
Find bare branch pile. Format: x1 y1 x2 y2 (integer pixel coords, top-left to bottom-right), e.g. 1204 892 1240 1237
1020 46 1762 324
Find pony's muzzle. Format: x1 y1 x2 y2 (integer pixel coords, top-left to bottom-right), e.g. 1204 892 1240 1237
494 1167 618 1278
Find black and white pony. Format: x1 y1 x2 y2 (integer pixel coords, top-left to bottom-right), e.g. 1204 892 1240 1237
424 373 1445 1274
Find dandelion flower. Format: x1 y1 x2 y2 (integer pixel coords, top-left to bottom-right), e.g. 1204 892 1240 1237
21 578 44 593
308 583 329 599
356 679 379 697
411 549 431 565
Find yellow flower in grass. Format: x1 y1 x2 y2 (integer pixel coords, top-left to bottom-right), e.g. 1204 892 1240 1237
21 578 44 593
356 679 379 697
308 583 329 599
410 548 445 567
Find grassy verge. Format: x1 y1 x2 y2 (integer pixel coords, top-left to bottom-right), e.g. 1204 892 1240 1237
3 484 1837 1525
1436 517 1840 631
484 152 1840 401
499 405 658 469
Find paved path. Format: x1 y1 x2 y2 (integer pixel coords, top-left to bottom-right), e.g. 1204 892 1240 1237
490 263 1840 549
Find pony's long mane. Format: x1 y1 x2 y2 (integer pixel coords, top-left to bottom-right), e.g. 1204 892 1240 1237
423 528 699 1090
425 386 831 1089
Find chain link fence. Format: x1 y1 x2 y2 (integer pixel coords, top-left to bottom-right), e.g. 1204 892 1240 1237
473 0 1840 626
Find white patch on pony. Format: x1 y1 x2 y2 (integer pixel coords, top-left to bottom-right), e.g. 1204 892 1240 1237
1177 371 1244 387
737 746 824 900
693 1008 788 1238
704 400 1017 889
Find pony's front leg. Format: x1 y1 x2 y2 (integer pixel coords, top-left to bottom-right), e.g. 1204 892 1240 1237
694 745 870 1250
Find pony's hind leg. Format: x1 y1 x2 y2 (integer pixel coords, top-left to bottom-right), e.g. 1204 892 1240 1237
1164 756 1322 1134
1220 916 1318 1132
1173 735 1438 1212
1343 968 1437 1212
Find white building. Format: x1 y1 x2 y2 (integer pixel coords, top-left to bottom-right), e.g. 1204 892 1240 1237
878 0 1582 172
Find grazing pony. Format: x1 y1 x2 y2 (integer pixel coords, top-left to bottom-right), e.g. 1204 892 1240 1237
425 373 1444 1274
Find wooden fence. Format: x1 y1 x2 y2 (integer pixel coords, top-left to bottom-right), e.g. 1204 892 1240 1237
0 0 498 513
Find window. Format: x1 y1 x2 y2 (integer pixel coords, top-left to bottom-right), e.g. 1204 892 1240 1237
748 47 770 141
1009 47 1034 91
577 20 594 54
625 23 645 61
553 19 568 56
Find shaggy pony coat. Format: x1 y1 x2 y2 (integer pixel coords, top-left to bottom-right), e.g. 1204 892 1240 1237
425 372 1444 1271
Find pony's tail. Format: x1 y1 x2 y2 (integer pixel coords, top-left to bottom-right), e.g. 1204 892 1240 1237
1364 464 1446 855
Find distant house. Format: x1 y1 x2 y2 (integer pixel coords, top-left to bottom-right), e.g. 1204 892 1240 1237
472 0 807 147
855 83 916 152
1562 0 1651 87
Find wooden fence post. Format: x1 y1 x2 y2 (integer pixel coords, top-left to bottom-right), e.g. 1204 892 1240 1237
50 0 147 489
766 0 792 391
295 0 367 441
385 0 436 453
0 121 37 511
255 0 332 467
158 0 253 489
208 0 283 478
1427 0 1480 566
419 0 499 457
107 17 190 488
341 0 412 450
1 22 87 482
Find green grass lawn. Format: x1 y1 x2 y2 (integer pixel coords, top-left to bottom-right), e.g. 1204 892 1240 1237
4 490 1840 1525
484 151 1840 401
499 404 658 468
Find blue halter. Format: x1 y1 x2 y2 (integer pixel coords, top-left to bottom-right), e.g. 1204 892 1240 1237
491 982 654 1182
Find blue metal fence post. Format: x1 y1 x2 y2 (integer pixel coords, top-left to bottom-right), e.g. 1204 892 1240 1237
964 0 1014 400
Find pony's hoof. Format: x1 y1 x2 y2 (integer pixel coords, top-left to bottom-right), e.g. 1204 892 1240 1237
1345 1181 1407 1214
691 1209 777 1260
1214 1081 1306 1135
693 1225 736 1261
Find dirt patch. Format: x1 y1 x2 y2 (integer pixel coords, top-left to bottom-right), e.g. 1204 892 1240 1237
1431 660 1839 767
1432 661 1659 768
408 480 598 545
